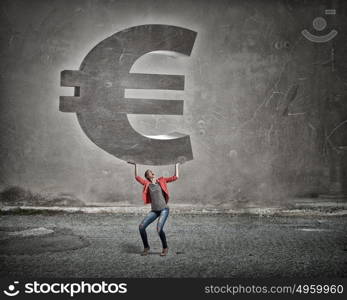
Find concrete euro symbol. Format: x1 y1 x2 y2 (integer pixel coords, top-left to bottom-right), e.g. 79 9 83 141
60 24 197 165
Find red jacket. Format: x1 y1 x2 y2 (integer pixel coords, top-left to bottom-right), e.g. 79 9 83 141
135 175 178 204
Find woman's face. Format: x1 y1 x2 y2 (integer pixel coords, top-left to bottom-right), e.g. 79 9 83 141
147 170 156 180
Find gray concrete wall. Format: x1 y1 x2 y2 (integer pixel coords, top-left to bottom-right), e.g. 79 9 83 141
1 0 347 207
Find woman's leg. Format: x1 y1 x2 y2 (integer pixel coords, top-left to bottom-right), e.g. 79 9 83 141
157 207 170 251
139 211 159 249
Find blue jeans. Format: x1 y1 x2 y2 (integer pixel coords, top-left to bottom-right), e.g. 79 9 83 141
139 207 170 249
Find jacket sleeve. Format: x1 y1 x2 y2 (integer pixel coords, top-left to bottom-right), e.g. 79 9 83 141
135 176 147 185
163 175 178 183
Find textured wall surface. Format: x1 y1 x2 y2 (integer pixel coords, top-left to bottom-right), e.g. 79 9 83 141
0 0 346 207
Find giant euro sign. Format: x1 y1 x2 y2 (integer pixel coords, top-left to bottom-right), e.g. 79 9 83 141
60 25 197 165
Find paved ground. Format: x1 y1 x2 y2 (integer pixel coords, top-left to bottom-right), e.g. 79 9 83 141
0 212 346 278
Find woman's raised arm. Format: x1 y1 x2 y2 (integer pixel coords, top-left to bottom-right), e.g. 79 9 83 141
127 161 138 177
162 163 180 183
128 161 147 185
175 162 179 178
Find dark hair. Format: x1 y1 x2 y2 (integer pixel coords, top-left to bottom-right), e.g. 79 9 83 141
144 169 151 181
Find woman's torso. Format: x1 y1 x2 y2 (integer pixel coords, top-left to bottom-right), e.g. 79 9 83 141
148 182 167 211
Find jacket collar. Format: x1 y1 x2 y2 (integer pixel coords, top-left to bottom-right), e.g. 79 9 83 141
145 177 164 185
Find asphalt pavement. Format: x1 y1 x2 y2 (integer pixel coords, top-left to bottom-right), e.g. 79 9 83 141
0 212 346 278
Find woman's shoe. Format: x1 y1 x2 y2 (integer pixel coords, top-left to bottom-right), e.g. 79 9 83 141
160 248 168 256
141 247 150 256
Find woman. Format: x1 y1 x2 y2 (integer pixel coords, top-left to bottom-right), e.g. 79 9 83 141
128 161 179 256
